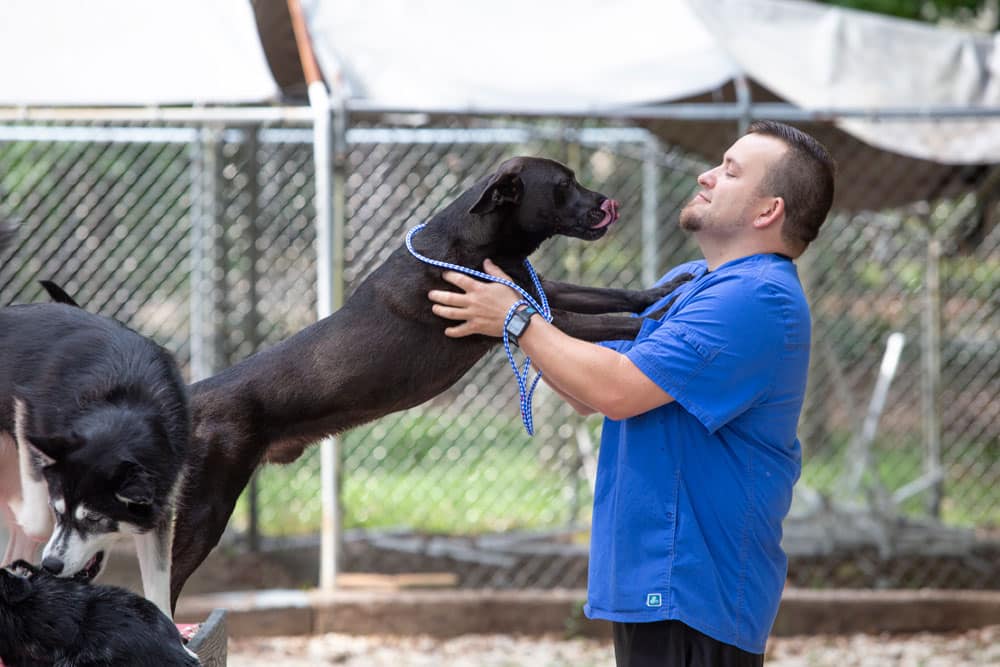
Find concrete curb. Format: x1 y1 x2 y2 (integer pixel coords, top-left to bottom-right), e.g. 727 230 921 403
175 587 1000 639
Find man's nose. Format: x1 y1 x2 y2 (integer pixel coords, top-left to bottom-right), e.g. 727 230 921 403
697 169 715 188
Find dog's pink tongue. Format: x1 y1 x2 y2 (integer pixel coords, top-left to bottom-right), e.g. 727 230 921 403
593 199 620 229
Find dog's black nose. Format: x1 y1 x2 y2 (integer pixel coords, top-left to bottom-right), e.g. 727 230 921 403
41 557 64 575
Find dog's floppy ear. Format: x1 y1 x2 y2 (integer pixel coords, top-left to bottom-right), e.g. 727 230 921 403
469 167 524 216
115 463 156 508
26 431 83 466
0 568 32 603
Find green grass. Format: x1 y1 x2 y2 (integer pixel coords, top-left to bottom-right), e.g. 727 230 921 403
236 412 998 537
234 409 595 536
800 435 1000 527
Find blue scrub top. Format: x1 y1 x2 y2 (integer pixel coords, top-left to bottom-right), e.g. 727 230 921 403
585 254 810 654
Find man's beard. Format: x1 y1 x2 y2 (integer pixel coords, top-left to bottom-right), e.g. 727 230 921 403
679 202 702 232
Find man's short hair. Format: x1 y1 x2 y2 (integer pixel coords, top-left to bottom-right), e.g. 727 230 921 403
747 120 836 255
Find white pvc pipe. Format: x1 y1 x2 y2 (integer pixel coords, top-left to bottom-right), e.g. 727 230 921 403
309 79 340 591
846 332 906 495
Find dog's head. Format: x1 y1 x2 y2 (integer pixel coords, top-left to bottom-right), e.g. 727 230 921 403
468 156 619 249
0 560 89 662
0 560 70 660
0 560 35 605
24 403 170 582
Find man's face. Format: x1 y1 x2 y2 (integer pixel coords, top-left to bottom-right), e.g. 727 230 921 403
679 133 786 236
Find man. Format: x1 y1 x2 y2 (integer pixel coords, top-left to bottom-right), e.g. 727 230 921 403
428 120 836 666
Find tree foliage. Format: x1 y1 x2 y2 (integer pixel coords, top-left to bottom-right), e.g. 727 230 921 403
816 0 993 27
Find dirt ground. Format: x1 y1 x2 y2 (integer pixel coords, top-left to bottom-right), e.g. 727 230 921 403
91 543 1000 665
228 625 1000 666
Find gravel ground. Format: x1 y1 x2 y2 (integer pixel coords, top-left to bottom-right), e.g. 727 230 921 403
228 625 1000 666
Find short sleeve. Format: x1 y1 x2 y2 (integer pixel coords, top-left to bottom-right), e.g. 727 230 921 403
625 274 779 433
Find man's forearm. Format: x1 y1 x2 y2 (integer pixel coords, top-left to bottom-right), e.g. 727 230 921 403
518 316 672 421
542 376 598 416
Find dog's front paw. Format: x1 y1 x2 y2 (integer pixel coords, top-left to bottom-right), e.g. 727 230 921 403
641 273 694 320
638 272 694 308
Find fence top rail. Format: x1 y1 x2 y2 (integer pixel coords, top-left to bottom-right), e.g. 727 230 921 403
344 101 1000 122
0 105 316 124
3 102 1000 124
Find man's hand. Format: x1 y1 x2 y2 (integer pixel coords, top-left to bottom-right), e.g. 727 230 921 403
428 259 521 338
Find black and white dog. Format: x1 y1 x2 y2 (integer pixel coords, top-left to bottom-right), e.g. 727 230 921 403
0 228 190 618
0 559 198 666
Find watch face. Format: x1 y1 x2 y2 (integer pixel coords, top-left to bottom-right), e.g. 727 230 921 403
506 312 529 338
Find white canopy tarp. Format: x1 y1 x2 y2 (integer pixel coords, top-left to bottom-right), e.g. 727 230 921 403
303 0 1000 164
0 0 279 106
689 0 1000 164
301 0 735 112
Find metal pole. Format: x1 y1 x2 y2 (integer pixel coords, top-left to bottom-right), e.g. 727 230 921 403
735 74 752 136
923 235 943 517
243 126 262 553
9 101 1000 124
189 126 222 382
564 138 585 524
641 135 659 286
310 80 340 590
286 0 345 591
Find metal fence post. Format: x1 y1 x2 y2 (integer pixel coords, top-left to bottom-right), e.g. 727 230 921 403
923 232 943 517
241 125 263 552
312 81 346 590
190 125 224 382
642 134 660 286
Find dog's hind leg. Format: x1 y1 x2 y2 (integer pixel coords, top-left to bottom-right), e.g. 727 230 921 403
135 515 175 619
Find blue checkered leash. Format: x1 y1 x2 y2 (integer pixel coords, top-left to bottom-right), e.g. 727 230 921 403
406 223 551 435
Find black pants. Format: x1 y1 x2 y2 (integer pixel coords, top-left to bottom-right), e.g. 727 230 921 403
613 620 764 667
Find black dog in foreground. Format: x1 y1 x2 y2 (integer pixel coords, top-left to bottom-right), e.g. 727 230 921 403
147 156 690 607
0 560 198 667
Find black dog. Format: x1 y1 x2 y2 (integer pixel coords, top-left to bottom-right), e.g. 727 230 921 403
0 247 190 618
0 560 198 667
158 156 690 607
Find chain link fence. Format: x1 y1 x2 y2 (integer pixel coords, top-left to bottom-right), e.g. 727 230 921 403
0 112 997 591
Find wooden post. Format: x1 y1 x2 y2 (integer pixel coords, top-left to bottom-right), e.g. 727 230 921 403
186 609 228 666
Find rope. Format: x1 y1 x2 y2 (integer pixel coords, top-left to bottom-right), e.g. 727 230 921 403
406 223 551 435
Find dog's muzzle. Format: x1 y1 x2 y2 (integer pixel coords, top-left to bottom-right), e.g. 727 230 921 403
593 198 620 230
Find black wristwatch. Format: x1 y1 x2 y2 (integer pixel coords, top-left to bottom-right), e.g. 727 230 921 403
505 305 538 346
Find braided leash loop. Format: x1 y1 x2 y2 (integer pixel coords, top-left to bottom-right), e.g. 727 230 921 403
407 223 551 435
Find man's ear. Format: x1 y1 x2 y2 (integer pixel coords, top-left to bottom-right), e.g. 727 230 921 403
469 169 524 216
115 463 155 508
26 432 83 466
0 570 32 603
753 196 785 229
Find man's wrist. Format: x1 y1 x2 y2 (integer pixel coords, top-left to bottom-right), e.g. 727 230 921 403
505 304 538 346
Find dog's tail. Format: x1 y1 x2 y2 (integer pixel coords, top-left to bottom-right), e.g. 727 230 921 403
39 280 82 308
0 220 15 256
